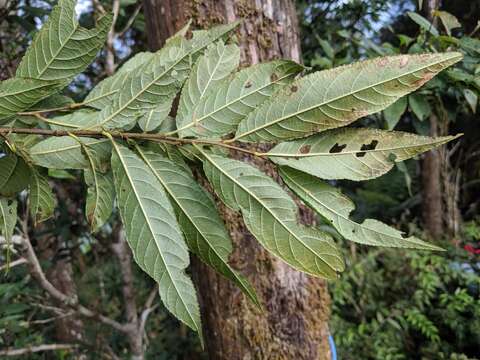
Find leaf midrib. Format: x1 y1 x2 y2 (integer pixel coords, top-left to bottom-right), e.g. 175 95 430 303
199 148 340 274
112 142 198 331
176 66 296 133
234 53 460 140
36 9 78 79
281 170 426 246
268 135 457 158
137 149 244 282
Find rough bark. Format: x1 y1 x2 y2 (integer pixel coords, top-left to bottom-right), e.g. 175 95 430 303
143 1 332 359
421 0 445 239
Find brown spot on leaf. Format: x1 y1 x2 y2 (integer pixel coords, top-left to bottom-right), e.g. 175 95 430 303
399 56 409 68
290 85 298 92
300 145 311 154
378 58 388 67
244 81 253 88
270 73 279 82
185 30 193 40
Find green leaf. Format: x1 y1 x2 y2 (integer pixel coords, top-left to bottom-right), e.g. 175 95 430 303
82 143 114 232
434 11 461 36
176 60 304 138
459 37 480 56
268 128 460 181
200 150 344 279
0 78 61 121
29 169 55 225
29 137 111 169
463 89 478 113
111 142 202 337
16 0 112 81
384 97 407 130
84 52 155 110
407 12 439 36
0 152 30 196
0 198 17 258
280 167 442 250
318 37 335 59
136 147 260 306
88 22 239 130
409 93 431 121
234 53 461 142
176 40 240 135
92 38 191 130
44 110 99 130
138 99 174 132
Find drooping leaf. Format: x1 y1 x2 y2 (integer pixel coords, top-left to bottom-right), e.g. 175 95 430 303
280 167 443 250
138 98 174 132
0 198 17 261
82 143 114 232
84 52 155 110
136 147 260 306
463 89 478 113
29 169 55 225
407 12 439 36
176 40 240 134
16 0 112 81
111 142 202 337
200 150 344 279
434 10 461 36
409 93 431 121
234 52 461 142
384 97 407 130
0 78 61 121
268 128 460 181
29 137 111 169
0 152 30 196
176 60 304 138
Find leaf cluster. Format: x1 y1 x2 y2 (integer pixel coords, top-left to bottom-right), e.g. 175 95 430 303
0 0 463 339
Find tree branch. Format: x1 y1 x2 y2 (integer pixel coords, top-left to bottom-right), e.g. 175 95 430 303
0 127 265 157
17 222 130 334
0 344 78 356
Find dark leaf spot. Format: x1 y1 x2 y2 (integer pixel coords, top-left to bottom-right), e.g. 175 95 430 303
329 143 347 153
300 145 311 154
270 73 279 82
356 140 378 157
290 85 298 93
185 30 193 40
244 81 252 88
239 172 244 176
7 200 13 206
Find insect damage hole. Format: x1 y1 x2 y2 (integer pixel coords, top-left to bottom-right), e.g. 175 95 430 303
356 140 378 157
329 143 347 153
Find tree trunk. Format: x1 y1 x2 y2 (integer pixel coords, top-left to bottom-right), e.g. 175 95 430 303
143 1 332 359
421 0 445 239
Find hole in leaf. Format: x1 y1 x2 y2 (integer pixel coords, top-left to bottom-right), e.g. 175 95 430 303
7 200 13 206
329 143 347 153
356 140 378 157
